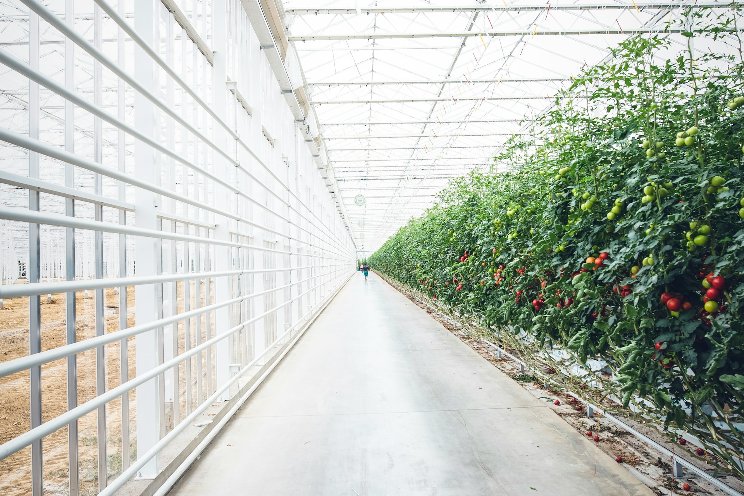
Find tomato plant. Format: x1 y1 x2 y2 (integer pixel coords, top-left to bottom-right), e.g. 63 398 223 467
370 10 744 477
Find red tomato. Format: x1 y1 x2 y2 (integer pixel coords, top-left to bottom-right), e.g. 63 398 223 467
660 292 672 304
705 288 720 300
666 298 683 311
682 301 693 311
711 276 726 289
599 252 609 260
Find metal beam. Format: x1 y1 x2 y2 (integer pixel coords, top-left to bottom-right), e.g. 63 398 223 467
308 77 566 86
335 165 489 170
325 133 522 139
289 28 694 42
313 96 556 104
329 144 503 152
330 157 495 162
337 176 459 181
285 3 725 15
321 119 531 126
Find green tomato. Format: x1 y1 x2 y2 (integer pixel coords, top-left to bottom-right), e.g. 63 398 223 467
686 125 699 136
685 231 692 241
630 265 640 275
645 149 655 158
611 205 622 215
670 310 680 318
689 221 699 231
684 136 695 146
663 181 673 189
710 176 726 187
693 234 709 246
676 131 686 138
580 203 589 211
656 141 664 149
657 187 668 198
641 195 654 204
704 300 719 313
643 185 655 195
607 212 616 220
614 198 623 206
642 139 651 149
559 166 571 176
582 192 590 200
698 224 711 235
675 137 685 147
739 207 744 219
740 197 744 207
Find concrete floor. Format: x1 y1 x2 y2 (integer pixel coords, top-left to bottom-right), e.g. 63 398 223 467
169 273 653 496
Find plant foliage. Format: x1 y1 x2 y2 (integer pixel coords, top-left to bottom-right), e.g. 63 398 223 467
370 8 744 475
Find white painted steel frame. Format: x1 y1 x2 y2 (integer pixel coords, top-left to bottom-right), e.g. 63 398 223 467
0 1 355 495
284 2 729 15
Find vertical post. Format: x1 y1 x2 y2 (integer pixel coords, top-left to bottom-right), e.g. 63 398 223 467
63 0 79 492
162 12 178 428
116 0 130 471
212 0 231 401
134 0 160 479
28 10 42 496
93 4 108 489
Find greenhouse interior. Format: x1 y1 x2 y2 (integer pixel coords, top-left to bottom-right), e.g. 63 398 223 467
0 0 743 495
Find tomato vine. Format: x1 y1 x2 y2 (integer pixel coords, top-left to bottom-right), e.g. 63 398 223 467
370 10 744 477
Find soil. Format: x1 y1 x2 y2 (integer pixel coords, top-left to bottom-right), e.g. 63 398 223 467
0 280 214 496
0 288 136 496
382 275 744 496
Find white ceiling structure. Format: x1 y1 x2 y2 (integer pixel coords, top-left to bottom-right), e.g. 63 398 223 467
279 1 731 255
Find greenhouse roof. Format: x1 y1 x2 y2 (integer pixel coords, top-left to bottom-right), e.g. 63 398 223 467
280 1 732 254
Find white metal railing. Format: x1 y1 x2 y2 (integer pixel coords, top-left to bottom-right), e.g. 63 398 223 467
0 1 356 495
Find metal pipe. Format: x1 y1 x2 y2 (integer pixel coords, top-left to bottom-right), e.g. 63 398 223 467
289 28 696 42
285 2 727 15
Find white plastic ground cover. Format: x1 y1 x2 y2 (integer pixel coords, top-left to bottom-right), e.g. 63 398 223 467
281 0 734 255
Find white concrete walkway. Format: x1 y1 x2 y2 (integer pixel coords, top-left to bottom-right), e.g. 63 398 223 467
169 272 653 496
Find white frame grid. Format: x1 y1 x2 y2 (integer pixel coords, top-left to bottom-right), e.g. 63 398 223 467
0 1 355 494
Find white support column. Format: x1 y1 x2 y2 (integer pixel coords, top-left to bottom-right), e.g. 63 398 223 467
116 0 129 472
253 190 266 356
28 10 42 496
134 0 160 479
163 12 177 428
93 4 108 490
212 0 232 401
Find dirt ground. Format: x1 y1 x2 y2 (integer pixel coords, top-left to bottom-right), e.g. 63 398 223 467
0 280 216 496
384 276 744 496
0 287 136 496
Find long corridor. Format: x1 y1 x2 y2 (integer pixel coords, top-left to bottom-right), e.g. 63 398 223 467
169 273 652 496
